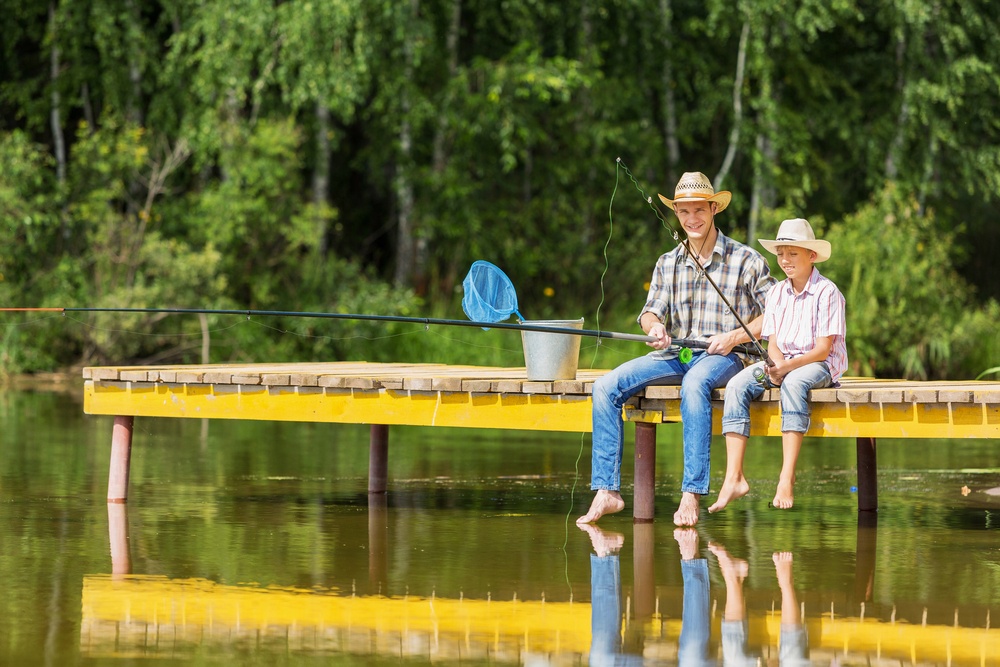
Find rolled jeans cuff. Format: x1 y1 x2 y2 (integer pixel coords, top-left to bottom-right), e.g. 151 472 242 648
721 417 751 438
781 411 810 433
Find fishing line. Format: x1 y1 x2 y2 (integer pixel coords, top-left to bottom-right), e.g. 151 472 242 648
561 157 627 593
614 158 771 365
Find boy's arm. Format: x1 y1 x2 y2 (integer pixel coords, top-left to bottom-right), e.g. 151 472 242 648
766 335 836 384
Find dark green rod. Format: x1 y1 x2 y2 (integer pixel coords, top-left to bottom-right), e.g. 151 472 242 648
2 306 761 355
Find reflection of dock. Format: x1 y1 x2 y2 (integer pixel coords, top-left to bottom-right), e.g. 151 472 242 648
81 575 593 661
94 507 1000 665
80 574 1000 664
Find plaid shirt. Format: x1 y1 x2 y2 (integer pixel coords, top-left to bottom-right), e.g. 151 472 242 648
640 230 776 360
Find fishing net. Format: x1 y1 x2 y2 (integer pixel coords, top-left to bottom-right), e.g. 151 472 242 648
462 261 525 323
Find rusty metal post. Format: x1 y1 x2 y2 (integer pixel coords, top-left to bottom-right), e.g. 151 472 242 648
108 502 132 575
369 424 389 494
107 416 134 503
634 422 656 522
856 436 878 512
633 522 655 618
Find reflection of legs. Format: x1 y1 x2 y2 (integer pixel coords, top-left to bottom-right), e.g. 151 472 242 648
710 542 759 667
582 355 684 524
774 552 810 667
675 353 743 526
675 530 711 667
589 552 623 665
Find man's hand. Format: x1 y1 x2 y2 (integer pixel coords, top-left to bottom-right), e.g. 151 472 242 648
766 359 790 385
645 321 672 350
706 330 738 356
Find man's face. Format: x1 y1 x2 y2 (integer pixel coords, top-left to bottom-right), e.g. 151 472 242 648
775 246 816 282
673 201 715 241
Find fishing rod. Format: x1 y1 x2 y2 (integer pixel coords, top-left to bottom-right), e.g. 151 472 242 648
0 306 761 357
616 158 773 366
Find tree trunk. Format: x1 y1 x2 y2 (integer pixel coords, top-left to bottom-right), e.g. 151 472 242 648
314 99 331 256
49 3 66 187
885 34 907 180
124 0 144 125
714 20 749 190
659 0 679 183
393 0 420 288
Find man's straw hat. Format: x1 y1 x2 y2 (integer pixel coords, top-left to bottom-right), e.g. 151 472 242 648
758 218 832 263
657 172 731 213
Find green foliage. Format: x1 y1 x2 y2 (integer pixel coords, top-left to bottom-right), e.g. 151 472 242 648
818 186 970 379
1 0 1000 378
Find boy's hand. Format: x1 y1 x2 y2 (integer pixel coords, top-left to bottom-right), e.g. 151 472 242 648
766 359 790 385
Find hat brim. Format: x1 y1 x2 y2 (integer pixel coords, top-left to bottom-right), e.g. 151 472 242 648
759 239 831 263
658 191 731 214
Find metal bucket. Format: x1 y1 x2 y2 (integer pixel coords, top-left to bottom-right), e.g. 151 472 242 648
520 318 584 381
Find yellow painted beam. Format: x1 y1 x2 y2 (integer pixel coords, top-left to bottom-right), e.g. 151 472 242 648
81 575 1000 664
628 400 1000 439
84 381 593 433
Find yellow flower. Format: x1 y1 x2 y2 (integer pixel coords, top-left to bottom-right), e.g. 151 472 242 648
543 287 555 297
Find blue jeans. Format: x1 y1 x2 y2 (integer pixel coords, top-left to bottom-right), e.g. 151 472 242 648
589 553 623 665
721 361 832 436
678 559 713 667
591 350 742 495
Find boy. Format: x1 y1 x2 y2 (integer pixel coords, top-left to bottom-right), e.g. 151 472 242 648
708 218 847 512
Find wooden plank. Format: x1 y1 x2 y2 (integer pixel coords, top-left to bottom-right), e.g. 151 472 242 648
939 389 973 403
869 389 904 403
974 389 1000 404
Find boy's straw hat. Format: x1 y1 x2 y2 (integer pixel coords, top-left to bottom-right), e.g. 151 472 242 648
759 218 831 263
657 172 731 213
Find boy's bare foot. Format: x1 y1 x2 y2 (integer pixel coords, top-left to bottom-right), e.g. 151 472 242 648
708 477 750 513
773 551 794 583
576 489 625 524
673 528 700 560
708 542 749 579
578 523 624 557
673 492 701 526
772 478 795 509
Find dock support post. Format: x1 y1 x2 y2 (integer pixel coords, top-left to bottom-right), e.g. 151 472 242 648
633 522 655 618
369 424 389 494
107 416 134 503
634 422 656 522
856 436 878 512
108 503 132 575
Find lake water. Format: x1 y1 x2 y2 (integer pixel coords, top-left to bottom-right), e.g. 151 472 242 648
1 386 999 665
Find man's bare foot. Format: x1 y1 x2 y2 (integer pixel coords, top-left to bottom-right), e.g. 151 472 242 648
772 478 795 509
578 523 625 557
708 477 750 513
708 542 749 579
673 492 701 526
576 489 625 524
673 528 700 560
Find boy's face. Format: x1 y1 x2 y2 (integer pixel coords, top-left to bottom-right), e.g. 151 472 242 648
775 246 816 282
673 201 716 241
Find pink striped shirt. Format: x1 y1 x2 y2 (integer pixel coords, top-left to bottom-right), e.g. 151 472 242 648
761 267 848 382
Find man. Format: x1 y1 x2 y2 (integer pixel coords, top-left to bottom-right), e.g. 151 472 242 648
577 171 775 526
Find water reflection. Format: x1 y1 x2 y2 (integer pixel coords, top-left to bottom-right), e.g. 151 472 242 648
92 502 1000 666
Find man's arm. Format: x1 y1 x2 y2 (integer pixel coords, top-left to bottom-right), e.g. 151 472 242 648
706 314 765 356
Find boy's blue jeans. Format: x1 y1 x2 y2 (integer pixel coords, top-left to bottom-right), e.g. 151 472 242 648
721 361 832 436
590 350 742 495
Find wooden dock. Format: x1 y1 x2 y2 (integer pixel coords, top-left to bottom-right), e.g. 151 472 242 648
83 362 1000 520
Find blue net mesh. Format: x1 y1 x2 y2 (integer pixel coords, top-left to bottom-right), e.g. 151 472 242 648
462 261 524 323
